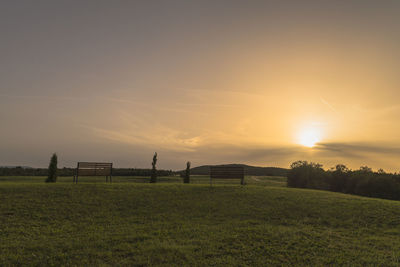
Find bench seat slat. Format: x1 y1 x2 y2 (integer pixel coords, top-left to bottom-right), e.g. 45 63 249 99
76 162 113 176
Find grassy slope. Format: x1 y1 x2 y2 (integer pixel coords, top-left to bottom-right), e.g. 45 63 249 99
1 176 400 266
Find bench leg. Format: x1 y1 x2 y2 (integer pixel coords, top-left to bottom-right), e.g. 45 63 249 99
110 176 112 183
241 177 244 185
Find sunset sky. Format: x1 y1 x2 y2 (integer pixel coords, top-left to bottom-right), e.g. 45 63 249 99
2 1 400 171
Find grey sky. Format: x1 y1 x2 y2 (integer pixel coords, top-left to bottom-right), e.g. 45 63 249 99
2 1 400 170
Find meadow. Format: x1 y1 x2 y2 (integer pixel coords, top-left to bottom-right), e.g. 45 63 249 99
1 176 400 266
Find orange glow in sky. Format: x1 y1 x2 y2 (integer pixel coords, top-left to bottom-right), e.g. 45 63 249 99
2 1 400 171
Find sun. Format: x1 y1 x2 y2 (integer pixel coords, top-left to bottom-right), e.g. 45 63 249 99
298 127 321 148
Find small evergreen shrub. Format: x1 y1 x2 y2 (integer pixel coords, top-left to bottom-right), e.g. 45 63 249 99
45 153 58 183
184 161 190 184
150 152 157 183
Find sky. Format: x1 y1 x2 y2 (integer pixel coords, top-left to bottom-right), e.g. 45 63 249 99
2 0 400 171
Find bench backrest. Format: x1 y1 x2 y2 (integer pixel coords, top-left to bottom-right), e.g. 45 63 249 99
76 162 113 176
210 166 244 184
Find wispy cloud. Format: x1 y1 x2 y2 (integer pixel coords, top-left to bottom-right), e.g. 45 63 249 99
83 124 204 152
0 93 79 101
175 102 240 108
184 88 266 98
105 97 211 116
320 97 338 114
315 142 400 157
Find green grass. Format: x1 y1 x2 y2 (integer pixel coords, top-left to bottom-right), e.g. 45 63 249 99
0 175 286 186
1 176 400 266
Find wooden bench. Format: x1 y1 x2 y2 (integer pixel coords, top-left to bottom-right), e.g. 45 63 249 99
210 166 245 185
73 162 113 183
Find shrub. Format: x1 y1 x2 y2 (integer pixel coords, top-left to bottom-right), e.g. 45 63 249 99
150 152 157 183
45 153 58 183
287 161 328 190
184 161 190 184
329 164 350 192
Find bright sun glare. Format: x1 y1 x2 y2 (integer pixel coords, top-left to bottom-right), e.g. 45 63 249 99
298 127 321 148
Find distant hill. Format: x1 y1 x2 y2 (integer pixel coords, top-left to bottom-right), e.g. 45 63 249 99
185 164 288 177
0 166 33 169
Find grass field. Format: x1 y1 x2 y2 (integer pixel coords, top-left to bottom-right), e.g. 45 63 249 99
1 176 400 266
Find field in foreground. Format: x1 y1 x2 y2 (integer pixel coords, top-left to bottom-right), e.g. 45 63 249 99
1 176 400 266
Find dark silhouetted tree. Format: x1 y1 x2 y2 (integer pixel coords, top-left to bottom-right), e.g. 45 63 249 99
45 153 58 183
377 168 386 174
184 161 191 183
150 152 157 183
359 166 372 173
288 161 400 201
329 164 350 192
287 161 329 190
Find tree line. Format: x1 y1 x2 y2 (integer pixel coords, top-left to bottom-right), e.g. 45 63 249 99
0 153 173 178
287 161 400 201
0 166 174 177
1 152 188 184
